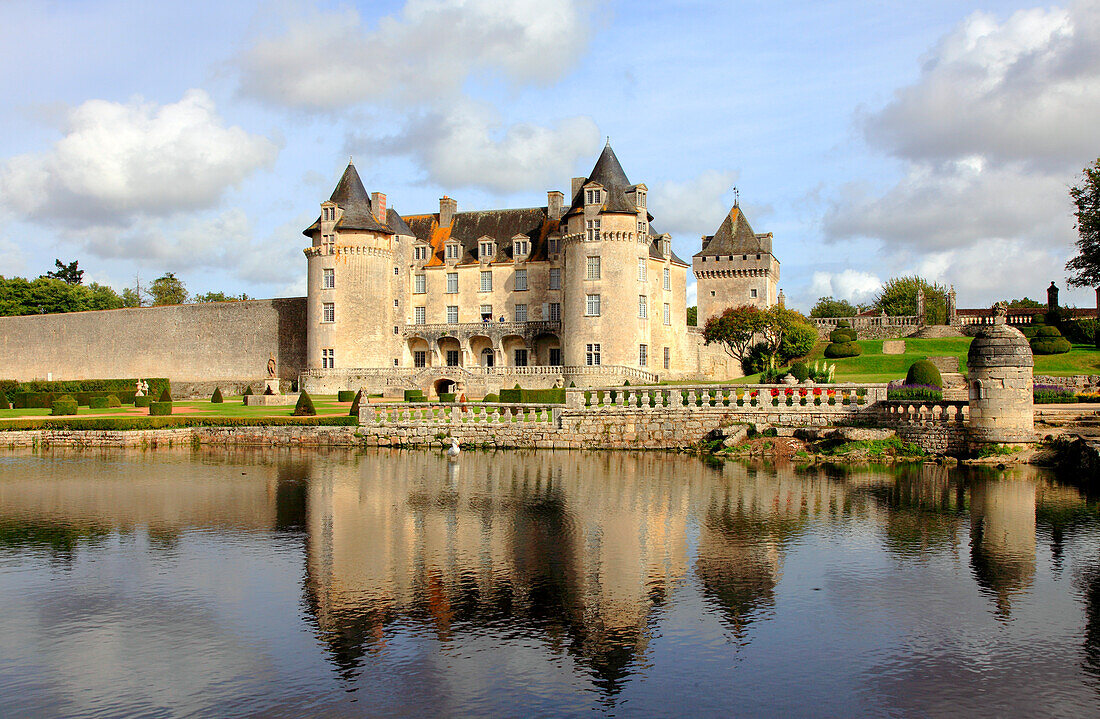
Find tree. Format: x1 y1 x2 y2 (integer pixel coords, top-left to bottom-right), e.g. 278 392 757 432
120 288 143 307
874 276 947 324
45 259 83 285
686 306 697 326
758 306 813 363
149 273 188 306
1002 297 1044 310
193 291 252 303
810 296 859 318
1067 158 1100 288
702 305 766 371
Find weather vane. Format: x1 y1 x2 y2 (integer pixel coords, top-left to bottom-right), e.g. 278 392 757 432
732 185 740 207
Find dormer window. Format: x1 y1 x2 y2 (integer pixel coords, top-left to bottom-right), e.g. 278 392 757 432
585 188 602 205
445 243 461 261
548 237 559 254
479 241 495 260
637 190 646 207
414 245 429 262
322 206 336 222
514 240 530 258
661 239 671 257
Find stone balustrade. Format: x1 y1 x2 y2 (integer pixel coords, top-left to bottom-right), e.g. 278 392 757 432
564 383 888 410
362 402 560 426
879 400 969 426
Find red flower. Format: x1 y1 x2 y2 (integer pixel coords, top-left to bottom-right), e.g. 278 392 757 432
799 389 807 396
785 389 793 395
813 388 822 396
827 389 836 395
771 389 780 396
750 391 758 397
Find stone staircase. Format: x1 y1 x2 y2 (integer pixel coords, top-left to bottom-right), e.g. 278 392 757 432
926 356 968 401
1035 406 1100 439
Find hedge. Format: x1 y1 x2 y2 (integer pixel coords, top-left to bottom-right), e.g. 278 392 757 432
211 388 224 403
887 384 943 402
107 395 122 408
349 390 362 417
498 388 565 403
404 389 425 402
51 398 78 416
294 391 317 417
88 396 110 409
0 416 360 431
1031 326 1071 355
829 328 856 344
337 390 357 402
824 342 862 358
0 392 9 410
149 401 173 416
134 395 152 408
483 393 499 403
905 360 943 389
438 392 456 403
14 378 169 397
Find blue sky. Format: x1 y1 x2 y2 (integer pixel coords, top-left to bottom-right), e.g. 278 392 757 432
1 0 1097 311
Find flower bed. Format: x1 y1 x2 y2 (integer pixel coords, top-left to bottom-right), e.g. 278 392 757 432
887 382 944 402
1034 385 1078 404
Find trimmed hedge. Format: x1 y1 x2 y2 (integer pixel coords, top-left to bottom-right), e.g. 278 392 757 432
294 391 317 416
14 378 169 399
404 389 425 402
88 396 110 409
498 387 565 403
0 416 360 431
337 390 357 402
51 398 78 416
829 328 857 344
1031 325 1072 355
483 393 499 403
149 401 173 416
438 392 456 403
211 388 224 403
158 387 173 402
107 395 122 408
824 342 862 358
134 395 152 408
905 360 943 389
887 384 944 402
0 392 9 410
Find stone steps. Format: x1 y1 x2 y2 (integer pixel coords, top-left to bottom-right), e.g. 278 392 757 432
941 372 968 401
911 324 965 339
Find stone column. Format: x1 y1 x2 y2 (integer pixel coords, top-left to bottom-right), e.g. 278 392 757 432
947 286 957 326
916 287 925 324
1048 281 1059 312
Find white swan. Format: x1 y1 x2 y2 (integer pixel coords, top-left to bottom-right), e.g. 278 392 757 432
446 437 461 459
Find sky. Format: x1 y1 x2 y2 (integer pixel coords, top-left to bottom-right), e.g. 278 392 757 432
1 0 1098 312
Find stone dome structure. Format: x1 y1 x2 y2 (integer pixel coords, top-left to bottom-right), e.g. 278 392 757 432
966 303 1034 444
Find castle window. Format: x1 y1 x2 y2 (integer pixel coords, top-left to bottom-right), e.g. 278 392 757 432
756 254 761 260
750 289 758 299
549 348 562 366
446 305 458 323
586 256 601 280
663 267 670 290
514 269 528 291
446 350 460 366
322 207 333 221
638 295 647 319
586 219 600 241
728 255 733 261
394 299 399 307
323 268 334 289
663 346 670 369
479 241 494 259
548 237 559 254
549 267 561 290
414 306 426 324
663 303 670 325
637 221 646 238
586 188 602 205
394 267 400 275
480 271 492 292
514 240 529 257
638 258 647 282
639 344 648 367
637 190 646 207
480 304 492 321
514 349 528 367
446 272 458 293
515 304 528 322
322 303 334 323
549 302 561 322
662 240 671 257
414 351 427 368
414 274 426 294
446 243 460 260
394 358 399 366
586 294 601 317
414 245 428 261
586 343 601 366
393 326 399 335
743 255 747 260
322 348 334 369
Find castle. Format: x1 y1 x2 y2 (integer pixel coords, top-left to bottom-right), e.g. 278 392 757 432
299 142 778 396
0 143 780 396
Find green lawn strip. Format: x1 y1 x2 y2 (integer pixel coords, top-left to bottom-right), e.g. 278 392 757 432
0 416 358 431
1033 345 1100 376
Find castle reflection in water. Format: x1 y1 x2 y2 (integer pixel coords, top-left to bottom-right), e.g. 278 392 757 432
0 450 1096 692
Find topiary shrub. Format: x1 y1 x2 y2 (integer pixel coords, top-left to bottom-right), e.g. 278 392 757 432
243 386 253 396
499 388 522 403
134 395 152 408
149 401 173 416
836 320 851 328
1031 325 1072 355
159 387 172 402
107 395 122 408
905 359 943 389
0 392 9 410
349 390 363 417
211 388 224 403
337 390 357 402
88 396 110 409
293 391 317 416
51 397 78 416
568 381 576 388
483 393 499 403
438 392 456 403
404 389 425 402
829 328 857 344
790 362 810 382
824 341 862 358
263 385 275 395
781 323 819 361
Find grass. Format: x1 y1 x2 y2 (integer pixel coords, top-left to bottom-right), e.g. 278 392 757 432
817 435 926 458
807 338 972 383
0 395 356 421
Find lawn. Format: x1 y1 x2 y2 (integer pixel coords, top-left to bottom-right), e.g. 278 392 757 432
0 395 356 420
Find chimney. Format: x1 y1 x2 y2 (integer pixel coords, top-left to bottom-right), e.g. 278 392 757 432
371 192 387 224
440 196 457 227
547 191 564 220
571 177 585 200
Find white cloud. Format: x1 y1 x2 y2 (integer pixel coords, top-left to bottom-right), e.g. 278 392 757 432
808 269 883 304
0 236 28 276
237 0 592 111
649 170 738 238
0 90 278 226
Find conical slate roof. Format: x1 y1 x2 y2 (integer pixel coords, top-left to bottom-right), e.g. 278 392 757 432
303 162 393 236
566 141 641 216
694 206 771 257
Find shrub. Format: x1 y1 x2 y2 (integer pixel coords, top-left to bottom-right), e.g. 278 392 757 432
337 390 357 402
263 385 275 395
829 328 856 344
568 381 576 388
1062 318 1096 344
483 393 499 403
293 391 316 416
404 389 425 402
107 395 121 408
0 392 8 410
499 388 522 403
836 320 851 328
349 390 363 417
905 360 943 389
88 396 110 409
781 323 818 361
824 341 862 358
51 398 78 416
211 388 224 403
134 395 152 408
149 402 173 416
887 383 944 401
439 392 456 403
13 378 169 397
790 362 810 382
1031 325 1072 355
243 386 253 396
158 387 172 402
1034 386 1077 404
743 341 772 375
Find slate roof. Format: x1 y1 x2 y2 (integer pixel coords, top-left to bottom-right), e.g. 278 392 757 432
694 206 772 257
564 141 641 217
302 163 403 236
403 208 558 266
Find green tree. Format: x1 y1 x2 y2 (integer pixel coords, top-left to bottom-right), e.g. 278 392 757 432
1067 158 1100 288
193 291 251 303
758 306 812 363
686 305 697 326
45 259 83 285
1003 297 1044 310
810 296 859 318
120 288 143 307
875 276 947 324
702 305 766 371
149 273 188 306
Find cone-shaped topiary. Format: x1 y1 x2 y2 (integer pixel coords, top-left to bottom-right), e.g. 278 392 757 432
243 386 253 395
905 359 943 389
824 341 861 358
568 381 575 388
829 328 857 343
211 388 224 403
107 395 122 408
293 391 317 416
349 389 362 417
159 387 172 402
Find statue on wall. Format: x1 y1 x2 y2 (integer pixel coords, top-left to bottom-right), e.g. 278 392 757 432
267 354 277 378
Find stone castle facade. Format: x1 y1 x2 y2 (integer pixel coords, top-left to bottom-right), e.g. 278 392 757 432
301 142 778 395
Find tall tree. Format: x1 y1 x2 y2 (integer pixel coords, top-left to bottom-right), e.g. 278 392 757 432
757 306 812 362
1067 158 1100 288
702 305 766 369
875 276 947 324
45 259 83 285
193 291 252 303
686 306 697 326
810 296 859 318
149 273 188 306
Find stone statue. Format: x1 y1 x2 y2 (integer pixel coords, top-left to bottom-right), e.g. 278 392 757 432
993 301 1008 325
267 355 277 378
135 380 144 397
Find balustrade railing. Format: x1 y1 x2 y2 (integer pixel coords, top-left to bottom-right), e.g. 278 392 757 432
362 402 559 426
564 383 888 410
812 316 920 329
880 400 968 425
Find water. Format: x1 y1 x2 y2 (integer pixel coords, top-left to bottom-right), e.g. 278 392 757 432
0 449 1098 717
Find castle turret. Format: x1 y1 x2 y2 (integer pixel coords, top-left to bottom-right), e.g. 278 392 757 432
692 203 779 325
967 302 1034 446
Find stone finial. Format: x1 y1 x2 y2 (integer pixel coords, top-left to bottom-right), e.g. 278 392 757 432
993 301 1008 325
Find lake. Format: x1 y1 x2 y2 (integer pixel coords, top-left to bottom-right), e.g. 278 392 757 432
0 449 1098 717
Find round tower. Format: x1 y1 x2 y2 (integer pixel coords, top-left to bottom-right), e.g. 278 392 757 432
967 302 1034 445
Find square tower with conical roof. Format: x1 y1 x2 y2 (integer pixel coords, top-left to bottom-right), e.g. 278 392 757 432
692 204 779 325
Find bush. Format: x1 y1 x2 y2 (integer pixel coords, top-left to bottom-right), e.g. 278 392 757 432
790 362 810 382
149 401 173 416
824 342 862 358
829 328 857 344
134 395 152 408
1062 318 1096 344
1034 386 1077 404
211 388 224 403
836 320 851 328
483 393 499 403
0 392 9 410
243 386 253 396
263 385 275 395
51 398 78 416
438 392 456 403
887 383 944 401
743 341 772 375
337 390 357 402
905 360 943 389
1031 325 1072 355
107 395 121 408
88 396 110 409
13 378 169 397
404 389 425 402
158 387 172 402
349 390 362 417
781 323 818 361
499 388 522 403
293 391 316 416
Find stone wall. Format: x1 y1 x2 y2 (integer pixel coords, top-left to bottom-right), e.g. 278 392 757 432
0 425 360 449
1034 375 1100 393
895 424 969 455
0 298 307 386
812 316 920 340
